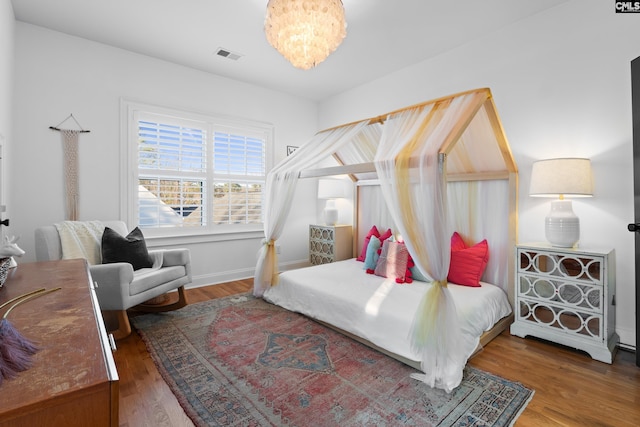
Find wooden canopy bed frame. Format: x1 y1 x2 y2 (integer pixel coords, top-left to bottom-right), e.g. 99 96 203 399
255 87 518 391
321 313 514 373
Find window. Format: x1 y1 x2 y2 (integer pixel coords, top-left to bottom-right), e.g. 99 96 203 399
123 101 273 234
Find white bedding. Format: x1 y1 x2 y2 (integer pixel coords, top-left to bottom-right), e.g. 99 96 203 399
263 258 512 366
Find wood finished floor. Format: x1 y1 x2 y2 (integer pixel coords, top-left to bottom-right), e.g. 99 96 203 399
114 279 640 427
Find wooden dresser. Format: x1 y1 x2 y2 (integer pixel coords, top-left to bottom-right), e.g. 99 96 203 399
0 259 118 426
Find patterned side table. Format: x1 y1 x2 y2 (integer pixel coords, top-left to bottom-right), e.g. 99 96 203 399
309 224 352 265
510 243 618 363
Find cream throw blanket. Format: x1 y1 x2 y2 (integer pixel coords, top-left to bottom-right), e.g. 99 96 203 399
55 220 105 265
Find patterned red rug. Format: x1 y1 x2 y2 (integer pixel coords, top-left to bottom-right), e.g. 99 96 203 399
132 293 533 426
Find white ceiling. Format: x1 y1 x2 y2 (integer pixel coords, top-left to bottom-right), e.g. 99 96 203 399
11 0 567 102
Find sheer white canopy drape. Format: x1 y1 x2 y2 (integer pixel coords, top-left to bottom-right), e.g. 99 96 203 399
374 93 485 392
447 180 510 293
253 120 369 297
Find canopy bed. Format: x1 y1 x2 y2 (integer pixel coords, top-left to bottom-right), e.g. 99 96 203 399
254 88 518 392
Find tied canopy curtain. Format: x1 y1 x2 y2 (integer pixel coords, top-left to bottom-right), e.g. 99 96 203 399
374 93 482 392
253 120 369 297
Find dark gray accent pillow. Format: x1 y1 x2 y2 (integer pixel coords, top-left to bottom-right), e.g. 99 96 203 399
101 226 153 270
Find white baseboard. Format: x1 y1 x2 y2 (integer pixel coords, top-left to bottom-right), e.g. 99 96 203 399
186 259 310 289
616 326 636 351
617 342 636 352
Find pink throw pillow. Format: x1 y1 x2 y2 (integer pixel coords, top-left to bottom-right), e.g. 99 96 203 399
374 240 409 282
447 232 489 287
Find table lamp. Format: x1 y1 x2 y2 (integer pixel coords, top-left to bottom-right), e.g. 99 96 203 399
529 158 593 248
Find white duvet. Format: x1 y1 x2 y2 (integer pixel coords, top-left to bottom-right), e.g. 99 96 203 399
263 258 512 366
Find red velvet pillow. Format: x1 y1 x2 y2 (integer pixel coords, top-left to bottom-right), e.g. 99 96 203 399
447 232 489 287
450 231 467 252
357 225 380 261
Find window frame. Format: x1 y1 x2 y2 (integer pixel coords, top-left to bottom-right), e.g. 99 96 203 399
121 99 274 241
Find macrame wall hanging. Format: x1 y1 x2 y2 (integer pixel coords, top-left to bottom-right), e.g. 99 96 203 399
49 114 90 221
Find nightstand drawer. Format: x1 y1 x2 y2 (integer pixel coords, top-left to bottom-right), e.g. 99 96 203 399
516 297 603 342
518 248 604 286
517 274 603 314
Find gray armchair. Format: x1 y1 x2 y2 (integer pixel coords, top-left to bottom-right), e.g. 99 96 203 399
35 220 191 339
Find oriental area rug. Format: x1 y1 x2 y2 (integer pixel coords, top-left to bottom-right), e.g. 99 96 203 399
132 294 533 427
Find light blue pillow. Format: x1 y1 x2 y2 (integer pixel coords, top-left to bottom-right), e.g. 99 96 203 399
410 265 430 282
363 236 382 270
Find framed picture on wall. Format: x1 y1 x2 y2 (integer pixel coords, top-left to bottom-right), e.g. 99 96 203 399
286 145 298 156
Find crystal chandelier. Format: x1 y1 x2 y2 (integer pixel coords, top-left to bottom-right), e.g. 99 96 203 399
265 0 347 70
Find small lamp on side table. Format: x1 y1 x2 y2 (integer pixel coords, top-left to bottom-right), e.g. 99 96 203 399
529 158 593 248
318 178 345 226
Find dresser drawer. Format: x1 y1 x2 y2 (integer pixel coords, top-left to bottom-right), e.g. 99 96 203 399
517 273 603 314
516 296 604 342
518 248 604 286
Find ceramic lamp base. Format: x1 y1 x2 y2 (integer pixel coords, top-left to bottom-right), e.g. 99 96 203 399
323 200 338 226
545 199 580 248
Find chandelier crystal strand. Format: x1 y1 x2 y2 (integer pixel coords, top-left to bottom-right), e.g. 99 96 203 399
265 0 347 70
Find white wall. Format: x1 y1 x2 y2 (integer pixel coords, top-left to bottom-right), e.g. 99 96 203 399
10 2 639 348
12 23 318 287
319 0 640 347
0 1 14 237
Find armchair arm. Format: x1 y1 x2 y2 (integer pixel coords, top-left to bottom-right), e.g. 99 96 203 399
89 262 135 311
150 248 192 282
150 248 191 267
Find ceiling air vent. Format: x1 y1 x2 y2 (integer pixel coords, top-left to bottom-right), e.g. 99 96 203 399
215 48 243 61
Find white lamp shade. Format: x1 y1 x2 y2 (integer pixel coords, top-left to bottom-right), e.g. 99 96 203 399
318 179 345 199
529 158 593 198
